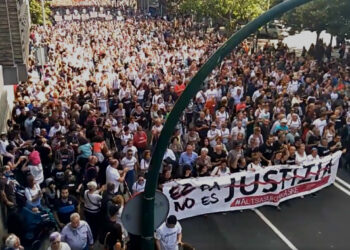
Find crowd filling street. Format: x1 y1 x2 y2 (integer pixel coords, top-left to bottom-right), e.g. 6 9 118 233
1 6 350 250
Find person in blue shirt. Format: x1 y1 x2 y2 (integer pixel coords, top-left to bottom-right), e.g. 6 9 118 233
274 118 289 134
54 186 79 229
61 213 93 250
178 144 198 177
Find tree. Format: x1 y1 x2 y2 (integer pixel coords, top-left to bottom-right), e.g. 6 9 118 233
29 0 51 25
281 0 350 42
176 0 269 31
325 0 350 41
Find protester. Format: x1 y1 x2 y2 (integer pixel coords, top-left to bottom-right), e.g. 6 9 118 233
61 213 94 250
24 174 43 209
99 205 123 250
54 186 79 228
132 174 146 194
3 234 24 250
155 215 182 250
106 159 127 195
48 232 71 250
83 181 103 240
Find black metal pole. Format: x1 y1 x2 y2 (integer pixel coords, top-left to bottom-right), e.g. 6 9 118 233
141 1 314 249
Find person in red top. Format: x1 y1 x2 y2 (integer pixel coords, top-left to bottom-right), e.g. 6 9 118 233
133 126 148 154
205 97 216 115
174 81 186 97
236 97 246 112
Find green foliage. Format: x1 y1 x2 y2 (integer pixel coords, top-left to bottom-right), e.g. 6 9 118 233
270 0 283 8
29 0 51 25
325 0 350 40
172 0 269 31
281 0 350 39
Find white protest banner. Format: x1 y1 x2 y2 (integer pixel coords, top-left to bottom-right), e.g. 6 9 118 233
163 151 341 220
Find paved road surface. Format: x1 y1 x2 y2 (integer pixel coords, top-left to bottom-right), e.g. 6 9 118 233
181 168 350 250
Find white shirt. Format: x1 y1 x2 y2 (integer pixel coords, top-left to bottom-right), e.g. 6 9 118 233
122 146 138 157
211 166 230 176
25 184 41 207
312 119 327 135
106 166 121 193
121 133 133 145
216 111 229 125
296 152 307 165
47 242 71 250
330 92 338 101
132 180 146 194
247 162 264 172
230 86 244 98
287 80 300 94
163 149 176 161
152 125 163 135
84 190 102 213
128 122 139 133
0 139 9 155
207 129 221 147
195 91 206 104
140 159 150 171
137 89 145 100
121 156 137 171
28 164 44 185
288 119 301 130
152 94 162 104
231 126 245 140
220 128 230 144
155 222 182 250
252 90 262 102
49 125 66 138
205 89 218 100
307 154 320 162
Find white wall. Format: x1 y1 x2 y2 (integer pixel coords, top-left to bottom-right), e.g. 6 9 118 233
0 65 15 133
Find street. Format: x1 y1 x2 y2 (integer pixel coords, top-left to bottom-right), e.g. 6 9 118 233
181 168 350 250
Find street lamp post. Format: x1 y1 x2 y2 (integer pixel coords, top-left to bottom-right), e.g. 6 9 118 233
140 1 315 250
41 0 46 28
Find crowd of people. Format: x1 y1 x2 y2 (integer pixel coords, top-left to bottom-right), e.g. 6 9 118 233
0 6 350 250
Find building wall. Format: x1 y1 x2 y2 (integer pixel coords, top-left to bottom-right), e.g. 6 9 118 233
0 0 29 85
0 66 15 133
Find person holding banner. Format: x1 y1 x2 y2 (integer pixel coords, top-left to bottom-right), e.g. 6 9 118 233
211 161 230 176
285 146 297 165
307 147 320 161
247 155 263 172
295 144 307 165
197 164 211 177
